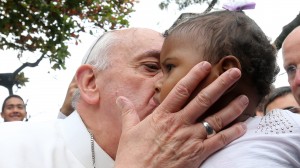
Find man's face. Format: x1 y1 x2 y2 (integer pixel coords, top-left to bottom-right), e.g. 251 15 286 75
98 29 164 122
1 97 27 122
282 27 300 104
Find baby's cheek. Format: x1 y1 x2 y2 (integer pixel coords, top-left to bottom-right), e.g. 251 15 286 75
159 90 168 102
160 82 177 102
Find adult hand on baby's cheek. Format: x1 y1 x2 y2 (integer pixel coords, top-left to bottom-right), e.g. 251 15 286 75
115 96 247 168
115 96 201 168
115 96 154 168
114 62 247 168
115 96 186 168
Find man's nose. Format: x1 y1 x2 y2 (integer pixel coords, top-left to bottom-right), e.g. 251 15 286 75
293 69 300 86
12 110 20 114
154 78 162 93
155 70 163 79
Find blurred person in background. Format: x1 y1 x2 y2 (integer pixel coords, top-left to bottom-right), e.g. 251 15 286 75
1 95 27 122
58 76 77 119
282 26 300 105
264 86 300 114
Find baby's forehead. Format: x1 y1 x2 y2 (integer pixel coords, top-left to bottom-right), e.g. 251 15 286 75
166 30 206 49
163 35 192 50
162 35 206 58
165 30 196 44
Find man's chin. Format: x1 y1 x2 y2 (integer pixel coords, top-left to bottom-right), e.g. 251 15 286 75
8 117 23 122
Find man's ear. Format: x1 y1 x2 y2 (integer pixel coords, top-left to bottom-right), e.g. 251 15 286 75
215 55 241 74
76 65 100 105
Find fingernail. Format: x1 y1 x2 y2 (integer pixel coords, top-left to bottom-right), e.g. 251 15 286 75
200 61 211 72
116 97 126 109
239 95 249 105
241 123 247 131
229 68 241 79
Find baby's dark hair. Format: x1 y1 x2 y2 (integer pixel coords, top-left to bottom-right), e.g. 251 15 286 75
164 10 279 99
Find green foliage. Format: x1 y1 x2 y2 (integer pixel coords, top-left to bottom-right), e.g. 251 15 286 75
159 0 206 10
14 72 29 87
0 0 135 70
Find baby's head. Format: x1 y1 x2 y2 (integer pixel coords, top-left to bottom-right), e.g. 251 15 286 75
156 10 279 122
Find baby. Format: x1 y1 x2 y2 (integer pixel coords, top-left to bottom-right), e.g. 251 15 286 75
156 10 278 122
155 10 300 167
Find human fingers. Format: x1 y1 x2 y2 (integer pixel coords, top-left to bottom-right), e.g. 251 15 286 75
200 122 246 160
146 121 246 167
115 96 145 168
116 96 140 132
171 94 248 140
202 95 249 133
60 77 78 116
180 68 241 124
69 76 78 90
158 61 212 113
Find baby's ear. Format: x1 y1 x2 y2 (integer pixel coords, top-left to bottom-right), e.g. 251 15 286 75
213 55 241 94
217 55 241 73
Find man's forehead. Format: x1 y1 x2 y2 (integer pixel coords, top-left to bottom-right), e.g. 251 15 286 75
6 98 23 104
113 28 162 46
136 50 160 60
283 27 300 48
6 103 23 106
290 26 300 36
117 27 161 37
108 28 163 62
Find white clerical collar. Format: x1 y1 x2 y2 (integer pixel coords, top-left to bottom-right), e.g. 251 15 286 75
60 111 114 167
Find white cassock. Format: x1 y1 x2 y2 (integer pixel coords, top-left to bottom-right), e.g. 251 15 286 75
0 112 114 168
201 109 300 168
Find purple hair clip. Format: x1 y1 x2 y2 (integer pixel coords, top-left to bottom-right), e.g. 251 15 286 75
222 0 256 11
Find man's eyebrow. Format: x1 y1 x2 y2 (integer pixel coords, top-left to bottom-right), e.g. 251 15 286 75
6 103 23 106
133 50 161 63
142 50 160 59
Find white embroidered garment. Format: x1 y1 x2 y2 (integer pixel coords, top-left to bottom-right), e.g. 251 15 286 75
0 112 114 168
201 109 300 168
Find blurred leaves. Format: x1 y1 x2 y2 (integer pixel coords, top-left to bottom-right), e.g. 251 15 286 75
159 0 207 10
14 72 29 87
0 0 136 70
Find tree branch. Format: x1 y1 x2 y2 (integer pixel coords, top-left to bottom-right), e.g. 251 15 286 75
273 12 300 50
203 0 218 14
0 54 45 95
13 54 45 76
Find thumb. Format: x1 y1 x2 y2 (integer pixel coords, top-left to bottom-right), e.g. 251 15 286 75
116 96 140 131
